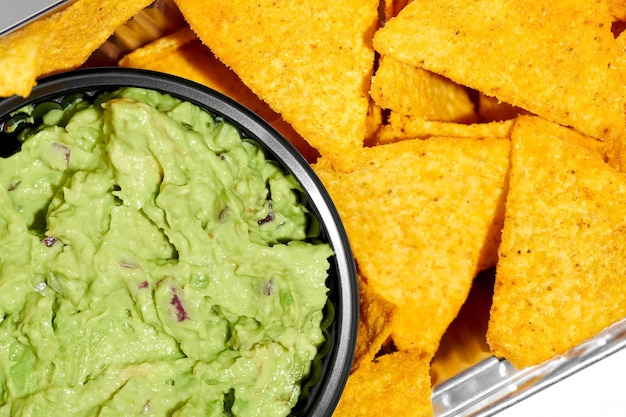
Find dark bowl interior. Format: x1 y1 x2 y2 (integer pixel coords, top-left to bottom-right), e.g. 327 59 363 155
0 67 358 417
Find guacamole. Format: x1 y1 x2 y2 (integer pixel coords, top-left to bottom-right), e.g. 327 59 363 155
0 87 332 416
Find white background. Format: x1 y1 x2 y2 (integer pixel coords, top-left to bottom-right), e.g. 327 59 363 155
497 348 626 416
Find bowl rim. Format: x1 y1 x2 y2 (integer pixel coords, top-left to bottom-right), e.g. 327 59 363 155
0 67 358 417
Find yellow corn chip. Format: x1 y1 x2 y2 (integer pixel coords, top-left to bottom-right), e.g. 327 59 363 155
313 137 509 354
373 0 626 158
334 350 433 417
174 0 379 172
352 274 399 372
370 56 476 123
0 0 153 97
487 115 626 368
377 111 514 145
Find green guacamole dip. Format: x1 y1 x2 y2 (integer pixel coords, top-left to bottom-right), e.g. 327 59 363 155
0 87 332 416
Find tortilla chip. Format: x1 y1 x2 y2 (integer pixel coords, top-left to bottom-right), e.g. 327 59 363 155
373 1 626 157
487 115 626 369
313 137 509 354
334 350 433 417
370 56 476 123
352 274 399 372
119 27 319 162
0 0 153 97
377 111 514 145
174 0 379 172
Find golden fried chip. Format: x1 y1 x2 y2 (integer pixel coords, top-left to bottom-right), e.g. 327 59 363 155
313 137 509 354
352 274 399 372
174 0 379 172
487 116 626 369
119 27 319 162
334 350 433 417
377 111 514 145
373 0 625 158
0 0 153 97
370 56 476 123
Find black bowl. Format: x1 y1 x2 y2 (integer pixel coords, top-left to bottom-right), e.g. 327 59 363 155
0 67 358 417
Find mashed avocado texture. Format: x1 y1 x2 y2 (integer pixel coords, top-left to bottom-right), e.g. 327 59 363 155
0 87 332 416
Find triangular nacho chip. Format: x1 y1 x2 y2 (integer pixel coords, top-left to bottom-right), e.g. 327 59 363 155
313 137 509 354
373 1 626 158
487 116 626 368
174 0 379 171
